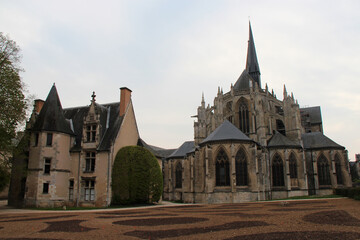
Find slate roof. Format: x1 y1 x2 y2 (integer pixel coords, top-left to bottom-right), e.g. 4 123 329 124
167 141 195 159
138 138 176 158
201 120 252 145
268 132 302 148
246 22 261 87
233 69 253 91
32 85 74 135
302 132 344 150
63 102 123 151
300 106 322 124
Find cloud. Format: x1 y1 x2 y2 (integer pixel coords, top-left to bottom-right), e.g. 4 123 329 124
1 0 359 158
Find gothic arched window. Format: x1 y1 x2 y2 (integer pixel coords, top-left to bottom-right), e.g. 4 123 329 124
335 154 343 185
239 100 250 134
235 149 248 186
216 149 230 186
225 101 233 123
175 162 182 188
272 153 284 187
276 119 286 136
317 154 331 186
289 153 297 179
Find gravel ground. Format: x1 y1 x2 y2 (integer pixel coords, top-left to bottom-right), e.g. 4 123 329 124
0 198 359 240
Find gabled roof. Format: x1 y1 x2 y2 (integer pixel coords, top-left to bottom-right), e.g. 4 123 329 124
268 132 301 148
302 132 344 150
168 141 195 159
138 138 176 158
300 106 322 124
63 102 123 151
201 120 252 145
32 85 74 135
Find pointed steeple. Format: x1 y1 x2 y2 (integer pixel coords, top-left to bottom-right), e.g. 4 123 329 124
283 84 287 99
246 21 261 88
32 84 73 135
201 92 205 107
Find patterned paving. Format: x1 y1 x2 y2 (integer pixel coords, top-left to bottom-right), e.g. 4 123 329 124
0 198 359 239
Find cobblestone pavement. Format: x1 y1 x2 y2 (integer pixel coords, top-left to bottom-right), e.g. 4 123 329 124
0 198 359 240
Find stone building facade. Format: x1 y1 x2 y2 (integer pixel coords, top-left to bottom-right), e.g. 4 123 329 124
163 23 352 203
9 85 139 207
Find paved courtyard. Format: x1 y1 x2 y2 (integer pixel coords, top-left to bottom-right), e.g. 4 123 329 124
0 198 360 239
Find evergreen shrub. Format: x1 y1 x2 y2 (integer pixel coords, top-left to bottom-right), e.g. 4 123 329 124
111 146 163 205
334 187 360 200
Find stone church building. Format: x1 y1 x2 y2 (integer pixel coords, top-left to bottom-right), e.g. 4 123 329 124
163 23 352 203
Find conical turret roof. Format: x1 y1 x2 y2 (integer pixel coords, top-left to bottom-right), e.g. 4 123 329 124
32 84 74 135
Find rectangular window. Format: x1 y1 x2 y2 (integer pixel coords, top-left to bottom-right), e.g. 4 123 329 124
46 133 53 146
86 125 97 142
85 152 96 172
84 180 95 201
44 158 51 174
43 182 49 194
34 133 39 146
69 180 74 201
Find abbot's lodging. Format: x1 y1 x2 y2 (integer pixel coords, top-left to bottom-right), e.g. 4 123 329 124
9 87 140 207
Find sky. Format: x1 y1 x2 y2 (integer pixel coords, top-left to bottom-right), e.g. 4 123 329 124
1 0 359 160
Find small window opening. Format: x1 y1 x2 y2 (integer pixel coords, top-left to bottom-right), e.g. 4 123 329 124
85 152 96 172
44 158 51 174
46 133 53 146
43 182 49 194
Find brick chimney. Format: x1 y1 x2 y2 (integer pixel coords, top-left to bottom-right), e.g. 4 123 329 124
34 99 45 114
120 87 132 116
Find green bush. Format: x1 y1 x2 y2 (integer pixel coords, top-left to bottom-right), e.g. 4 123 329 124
111 146 163 205
0 164 10 192
334 187 360 200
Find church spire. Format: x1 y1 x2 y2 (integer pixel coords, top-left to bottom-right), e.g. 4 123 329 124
246 21 261 88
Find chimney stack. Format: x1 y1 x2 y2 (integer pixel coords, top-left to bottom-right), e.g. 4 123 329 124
120 87 132 116
34 99 45 114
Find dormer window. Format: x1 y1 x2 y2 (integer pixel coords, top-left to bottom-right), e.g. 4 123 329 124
86 125 97 142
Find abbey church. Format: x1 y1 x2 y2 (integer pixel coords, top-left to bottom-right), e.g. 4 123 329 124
163 23 352 203
8 23 352 207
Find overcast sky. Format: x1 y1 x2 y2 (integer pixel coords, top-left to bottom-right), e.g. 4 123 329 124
1 0 359 160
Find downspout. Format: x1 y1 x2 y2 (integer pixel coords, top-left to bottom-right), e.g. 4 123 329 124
76 152 81 207
107 144 114 206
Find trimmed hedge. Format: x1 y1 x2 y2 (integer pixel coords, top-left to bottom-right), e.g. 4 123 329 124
111 146 163 205
334 187 360 200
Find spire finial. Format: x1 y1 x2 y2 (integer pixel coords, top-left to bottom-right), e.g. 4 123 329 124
201 92 205 107
283 84 287 99
91 91 96 102
246 21 261 89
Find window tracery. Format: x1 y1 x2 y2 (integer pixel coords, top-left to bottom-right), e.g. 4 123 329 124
289 153 297 179
175 162 182 188
239 100 249 134
317 154 331 185
235 149 248 186
335 154 343 185
216 149 230 186
272 153 284 187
